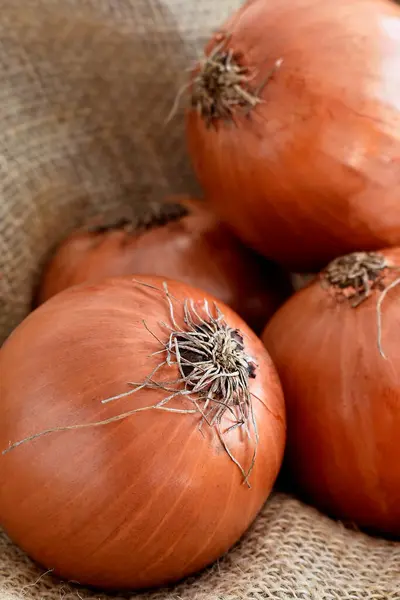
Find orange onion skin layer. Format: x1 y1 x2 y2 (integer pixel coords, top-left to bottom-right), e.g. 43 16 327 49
37 198 291 333
262 249 400 536
0 275 286 590
186 0 400 271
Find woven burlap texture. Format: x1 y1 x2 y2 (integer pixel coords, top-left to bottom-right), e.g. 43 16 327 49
1 493 399 600
0 0 236 342
0 1 399 599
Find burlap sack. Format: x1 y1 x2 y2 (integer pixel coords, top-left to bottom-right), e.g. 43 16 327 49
0 1 399 599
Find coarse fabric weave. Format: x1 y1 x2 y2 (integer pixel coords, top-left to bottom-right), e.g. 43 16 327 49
1 494 399 600
0 2 399 599
0 0 219 342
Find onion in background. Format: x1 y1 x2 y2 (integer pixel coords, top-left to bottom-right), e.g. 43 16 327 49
38 197 292 333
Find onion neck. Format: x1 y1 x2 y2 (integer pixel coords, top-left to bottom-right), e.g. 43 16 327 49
178 323 257 382
190 34 282 126
88 201 189 236
321 251 388 307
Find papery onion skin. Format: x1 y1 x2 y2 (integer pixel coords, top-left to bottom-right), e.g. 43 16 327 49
262 249 400 536
0 275 285 590
37 197 291 333
186 0 400 271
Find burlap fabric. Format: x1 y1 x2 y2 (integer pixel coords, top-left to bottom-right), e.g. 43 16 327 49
1 494 399 600
0 1 399 599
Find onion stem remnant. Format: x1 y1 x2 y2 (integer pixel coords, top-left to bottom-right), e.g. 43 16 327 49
191 33 283 126
322 252 388 307
87 201 189 236
321 251 400 359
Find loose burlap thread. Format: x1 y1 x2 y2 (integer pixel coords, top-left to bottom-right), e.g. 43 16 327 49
0 1 399 599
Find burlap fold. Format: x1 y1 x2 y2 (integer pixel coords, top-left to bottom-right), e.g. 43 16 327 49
0 2 398 599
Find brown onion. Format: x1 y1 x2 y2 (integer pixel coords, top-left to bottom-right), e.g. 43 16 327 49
0 275 285 590
262 249 400 536
186 0 400 271
37 197 291 333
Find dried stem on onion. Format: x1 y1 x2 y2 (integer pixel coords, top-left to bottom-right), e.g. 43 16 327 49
190 33 283 126
87 201 189 236
320 251 400 357
321 252 389 307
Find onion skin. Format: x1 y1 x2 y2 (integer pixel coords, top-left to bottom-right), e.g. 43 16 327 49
37 197 291 333
262 249 400 536
187 0 400 271
0 275 285 590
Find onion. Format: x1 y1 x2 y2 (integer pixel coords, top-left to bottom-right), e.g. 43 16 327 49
262 249 400 536
0 275 285 589
186 0 400 271
37 197 291 333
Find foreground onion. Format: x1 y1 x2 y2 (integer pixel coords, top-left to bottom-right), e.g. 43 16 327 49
37 197 291 332
186 0 400 271
262 249 400 536
0 275 285 590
